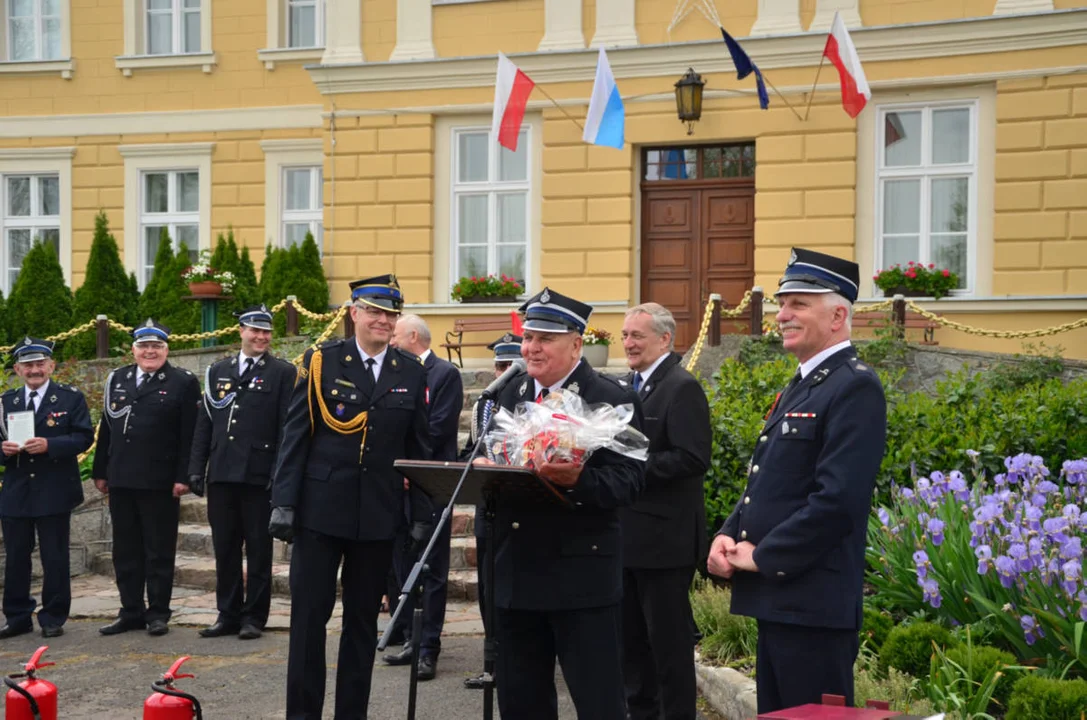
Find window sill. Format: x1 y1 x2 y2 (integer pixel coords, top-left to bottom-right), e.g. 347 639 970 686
0 58 75 79
115 52 217 77
407 301 628 315
257 47 324 71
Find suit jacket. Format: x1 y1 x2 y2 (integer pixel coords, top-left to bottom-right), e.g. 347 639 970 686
619 352 711 569
721 347 886 631
271 339 432 541
493 359 646 611
92 362 201 491
0 383 94 518
423 352 464 462
188 353 295 487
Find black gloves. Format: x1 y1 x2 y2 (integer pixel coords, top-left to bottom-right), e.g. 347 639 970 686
188 474 205 498
269 506 296 544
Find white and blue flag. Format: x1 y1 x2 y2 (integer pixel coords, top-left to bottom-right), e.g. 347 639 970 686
582 47 624 149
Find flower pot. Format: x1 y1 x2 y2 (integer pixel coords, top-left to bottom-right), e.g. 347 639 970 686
188 281 223 296
582 343 609 368
882 286 929 299
459 295 519 304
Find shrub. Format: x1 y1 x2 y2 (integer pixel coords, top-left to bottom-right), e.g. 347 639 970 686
258 234 329 335
879 621 956 677
853 647 936 716
207 228 260 329
0 287 8 345
450 273 524 301
138 233 199 346
945 644 1020 712
6 240 73 347
860 606 895 653
689 576 757 669
68 211 141 359
1005 675 1087 720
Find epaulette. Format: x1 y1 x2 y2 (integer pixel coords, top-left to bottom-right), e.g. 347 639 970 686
848 356 876 375
392 347 424 365
595 372 628 389
318 338 345 351
184 369 194 376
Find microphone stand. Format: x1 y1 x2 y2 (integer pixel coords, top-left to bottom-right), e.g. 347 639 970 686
379 398 502 720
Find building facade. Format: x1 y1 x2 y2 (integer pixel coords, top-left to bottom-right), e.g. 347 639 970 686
1 0 1085 359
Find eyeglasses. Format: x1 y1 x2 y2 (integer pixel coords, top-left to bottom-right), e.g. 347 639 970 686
494 361 512 372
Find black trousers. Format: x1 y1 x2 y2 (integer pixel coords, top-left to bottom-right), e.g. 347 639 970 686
497 604 626 720
1 514 70 630
388 517 451 659
109 488 179 624
206 482 273 627
475 534 489 625
756 620 859 713
286 528 393 720
622 566 698 720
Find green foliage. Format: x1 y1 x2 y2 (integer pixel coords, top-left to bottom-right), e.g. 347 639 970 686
853 646 937 716
6 240 73 349
983 344 1065 391
451 273 524 301
137 232 199 345
68 211 141 359
258 234 329 335
874 261 959 299
1005 675 1087 720
689 576 757 670
861 607 895 653
944 643 1021 712
207 229 260 330
856 320 910 368
879 621 957 677
0 287 8 345
736 334 786 367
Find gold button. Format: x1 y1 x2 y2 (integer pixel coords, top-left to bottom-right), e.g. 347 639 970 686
512 522 520 529
759 435 767 443
751 465 759 473
743 496 750 505
740 530 747 539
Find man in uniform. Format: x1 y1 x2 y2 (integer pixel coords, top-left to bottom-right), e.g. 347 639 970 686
93 320 201 637
0 338 94 639
188 304 294 640
383 313 463 680
488 288 646 720
707 248 887 713
461 332 521 691
269 274 431 720
619 303 710 720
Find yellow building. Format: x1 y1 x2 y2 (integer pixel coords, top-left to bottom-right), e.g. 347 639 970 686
1 0 1085 361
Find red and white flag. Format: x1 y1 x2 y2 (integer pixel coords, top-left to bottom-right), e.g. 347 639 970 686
823 12 870 119
492 53 535 151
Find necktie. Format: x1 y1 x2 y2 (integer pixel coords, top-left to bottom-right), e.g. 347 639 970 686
137 372 147 388
632 373 643 392
28 390 38 413
361 358 376 395
241 357 255 377
780 371 802 403
536 387 549 403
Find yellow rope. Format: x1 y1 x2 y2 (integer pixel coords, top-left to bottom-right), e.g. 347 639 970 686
905 300 1087 339
721 290 753 318
293 304 349 367
685 296 717 373
307 347 368 434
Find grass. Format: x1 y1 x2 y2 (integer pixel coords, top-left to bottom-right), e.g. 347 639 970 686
690 576 757 673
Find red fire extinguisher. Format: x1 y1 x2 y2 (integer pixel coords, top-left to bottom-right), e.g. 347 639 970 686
143 656 203 720
4 646 57 720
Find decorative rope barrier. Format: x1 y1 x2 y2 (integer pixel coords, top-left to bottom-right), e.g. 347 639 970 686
292 304 349 367
685 296 717 373
905 300 1087 340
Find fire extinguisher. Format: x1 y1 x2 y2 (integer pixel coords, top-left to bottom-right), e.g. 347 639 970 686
143 656 203 720
4 646 57 720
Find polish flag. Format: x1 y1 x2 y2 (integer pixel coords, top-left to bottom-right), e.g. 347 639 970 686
510 310 523 335
492 53 535 151
823 12 870 119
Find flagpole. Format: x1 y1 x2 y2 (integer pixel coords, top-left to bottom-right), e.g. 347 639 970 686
534 84 584 131
762 76 804 122
803 54 826 122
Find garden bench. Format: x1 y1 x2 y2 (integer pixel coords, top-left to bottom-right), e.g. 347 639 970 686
441 317 514 368
853 309 940 346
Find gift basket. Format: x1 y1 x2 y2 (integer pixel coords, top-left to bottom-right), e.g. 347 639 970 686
482 389 649 468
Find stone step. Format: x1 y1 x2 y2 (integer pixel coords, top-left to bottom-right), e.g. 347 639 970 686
0 546 88 587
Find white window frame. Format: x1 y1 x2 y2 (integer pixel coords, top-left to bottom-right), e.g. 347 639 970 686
116 0 214 76
120 143 213 289
138 169 200 285
261 138 324 250
286 0 325 49
0 0 71 76
7 0 60 61
0 148 72 294
145 0 201 56
258 0 325 70
2 174 60 294
873 100 979 296
449 125 533 300
281 165 323 250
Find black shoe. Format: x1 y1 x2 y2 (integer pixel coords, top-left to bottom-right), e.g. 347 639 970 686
199 621 240 638
0 624 32 640
238 624 262 640
99 618 145 636
463 673 488 690
41 626 64 639
147 620 169 636
417 655 437 681
382 642 414 666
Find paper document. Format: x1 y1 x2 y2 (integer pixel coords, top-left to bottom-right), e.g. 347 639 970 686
6 410 35 448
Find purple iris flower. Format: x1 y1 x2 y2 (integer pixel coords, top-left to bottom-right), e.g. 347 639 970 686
1044 517 1070 545
1060 536 1082 561
966 449 981 462
976 545 992 575
917 512 930 528
1063 504 1081 526
1008 543 1032 572
1062 459 1087 486
877 508 890 527
900 488 915 501
949 471 969 502
1028 537 1045 568
927 518 946 546
1037 480 1059 495
1025 506 1044 532
995 555 1016 588
1079 589 1087 622
994 473 1008 488
1061 560 1081 597
913 550 930 580
921 578 942 609
1020 615 1044 645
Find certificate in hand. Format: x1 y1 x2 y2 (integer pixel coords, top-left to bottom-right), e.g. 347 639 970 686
6 410 35 448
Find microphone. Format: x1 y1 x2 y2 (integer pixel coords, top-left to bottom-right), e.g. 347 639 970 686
480 359 526 401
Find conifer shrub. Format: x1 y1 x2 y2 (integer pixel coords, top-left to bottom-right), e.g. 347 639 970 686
944 644 1020 712
878 621 956 677
1005 675 1087 720
6 240 73 349
0 288 8 346
137 231 199 346
860 606 894 653
258 234 329 334
208 228 260 329
69 211 141 358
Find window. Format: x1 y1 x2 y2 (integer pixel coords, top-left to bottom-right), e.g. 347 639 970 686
146 0 200 55
2 174 59 292
451 127 530 293
282 166 322 248
287 0 324 48
140 170 198 284
8 0 60 60
643 144 755 181
876 103 975 292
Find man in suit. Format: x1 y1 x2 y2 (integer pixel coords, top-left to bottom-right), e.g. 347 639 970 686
461 332 521 691
92 319 201 637
188 304 295 640
0 338 94 639
269 274 432 720
619 303 710 720
383 313 464 680
485 288 646 720
707 248 887 713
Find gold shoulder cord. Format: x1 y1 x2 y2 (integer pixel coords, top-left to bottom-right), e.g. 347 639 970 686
307 349 370 460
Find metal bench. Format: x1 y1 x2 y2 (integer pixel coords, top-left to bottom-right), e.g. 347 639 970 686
441 317 513 368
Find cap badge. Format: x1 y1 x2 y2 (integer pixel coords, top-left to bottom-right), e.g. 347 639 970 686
23 337 31 346
503 333 512 343
145 319 154 328
788 250 797 266
518 380 527 396
540 289 551 304
389 274 398 286
568 382 580 395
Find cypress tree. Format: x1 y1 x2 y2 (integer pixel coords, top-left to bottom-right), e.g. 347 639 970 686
236 244 259 306
138 228 175 322
158 240 200 346
69 211 140 358
0 288 8 346
295 232 330 316
6 240 73 349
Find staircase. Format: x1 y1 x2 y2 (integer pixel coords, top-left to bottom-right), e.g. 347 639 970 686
87 368 494 601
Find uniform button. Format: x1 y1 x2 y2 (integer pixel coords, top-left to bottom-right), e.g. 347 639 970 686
740 530 747 539
29 458 34 463
776 571 786 577
229 436 235 441
760 435 767 443
591 545 598 551
231 419 237 424
791 428 798 434
751 465 759 473
743 496 750 505
29 473 35 478
511 522 520 529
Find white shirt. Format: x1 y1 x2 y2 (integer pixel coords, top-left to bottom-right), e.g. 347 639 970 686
632 352 669 390
354 340 388 383
419 349 432 364
237 351 264 373
798 340 853 379
25 380 50 412
534 363 579 399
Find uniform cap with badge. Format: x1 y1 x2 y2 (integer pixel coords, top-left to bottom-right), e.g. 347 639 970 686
776 248 860 304
132 318 171 344
235 304 274 330
487 333 523 363
519 288 592 334
12 337 54 364
350 274 404 313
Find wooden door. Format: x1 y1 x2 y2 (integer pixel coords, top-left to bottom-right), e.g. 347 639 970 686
642 189 701 349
